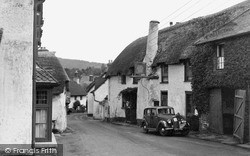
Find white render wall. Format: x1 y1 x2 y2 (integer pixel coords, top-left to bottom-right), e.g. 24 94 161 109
52 90 67 132
137 64 192 119
68 96 87 108
108 76 138 118
0 0 34 144
87 87 94 115
92 80 108 119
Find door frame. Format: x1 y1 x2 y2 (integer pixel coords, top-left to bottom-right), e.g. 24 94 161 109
233 89 246 143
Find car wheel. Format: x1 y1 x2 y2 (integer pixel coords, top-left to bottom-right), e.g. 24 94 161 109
158 125 168 136
142 122 149 133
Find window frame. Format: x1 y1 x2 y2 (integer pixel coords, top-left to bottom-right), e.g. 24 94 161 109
161 91 168 106
35 89 52 142
184 59 192 82
185 91 193 117
216 44 225 70
161 64 168 83
133 77 139 84
121 75 126 84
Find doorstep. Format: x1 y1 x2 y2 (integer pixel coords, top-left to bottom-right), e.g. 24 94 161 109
35 133 57 148
188 131 250 151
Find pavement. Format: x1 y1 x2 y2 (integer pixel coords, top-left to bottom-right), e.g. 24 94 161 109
110 121 250 151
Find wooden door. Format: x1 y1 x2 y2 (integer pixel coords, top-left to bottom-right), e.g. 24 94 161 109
234 90 246 143
209 89 223 134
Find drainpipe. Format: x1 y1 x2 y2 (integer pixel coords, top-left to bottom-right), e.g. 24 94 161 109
31 0 38 148
32 0 45 148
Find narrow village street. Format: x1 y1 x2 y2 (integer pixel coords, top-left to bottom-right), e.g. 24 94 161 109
56 113 250 156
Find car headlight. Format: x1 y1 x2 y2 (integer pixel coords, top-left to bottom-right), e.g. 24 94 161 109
173 117 178 122
167 119 172 124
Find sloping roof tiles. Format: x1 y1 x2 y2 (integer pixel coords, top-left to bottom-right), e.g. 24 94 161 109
69 81 87 96
36 64 58 85
37 50 69 94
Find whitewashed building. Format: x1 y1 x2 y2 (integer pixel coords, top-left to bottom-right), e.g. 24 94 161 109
0 0 60 149
68 80 87 109
86 73 109 119
37 49 69 132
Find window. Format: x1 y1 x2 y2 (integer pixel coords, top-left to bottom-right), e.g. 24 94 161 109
75 96 77 100
121 75 126 84
151 109 157 116
161 91 168 106
35 90 52 142
154 101 159 106
161 65 168 83
217 44 224 69
184 60 192 81
89 75 94 81
133 77 139 84
80 96 83 100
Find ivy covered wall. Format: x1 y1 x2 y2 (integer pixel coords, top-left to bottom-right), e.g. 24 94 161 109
191 34 250 114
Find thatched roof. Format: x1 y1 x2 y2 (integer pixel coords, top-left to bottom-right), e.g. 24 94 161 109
107 0 250 75
36 64 58 86
154 0 250 65
86 80 95 93
107 37 147 76
196 8 250 44
69 81 87 96
91 77 107 93
37 50 70 94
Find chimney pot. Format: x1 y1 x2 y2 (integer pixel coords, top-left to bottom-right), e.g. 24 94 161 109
170 22 173 26
150 20 160 24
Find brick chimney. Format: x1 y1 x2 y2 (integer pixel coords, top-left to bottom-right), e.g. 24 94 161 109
143 20 160 75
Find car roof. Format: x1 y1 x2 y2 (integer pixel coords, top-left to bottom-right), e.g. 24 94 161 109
144 106 174 109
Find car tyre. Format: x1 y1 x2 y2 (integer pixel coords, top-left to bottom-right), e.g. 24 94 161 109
158 124 168 136
142 122 149 133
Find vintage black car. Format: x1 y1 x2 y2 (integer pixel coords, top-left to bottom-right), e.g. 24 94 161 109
141 106 190 136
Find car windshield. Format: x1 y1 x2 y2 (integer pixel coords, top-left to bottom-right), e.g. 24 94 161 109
158 108 175 115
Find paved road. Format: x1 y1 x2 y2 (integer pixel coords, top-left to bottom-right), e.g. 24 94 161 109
56 113 250 156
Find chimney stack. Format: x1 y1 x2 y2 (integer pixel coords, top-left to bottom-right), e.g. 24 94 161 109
143 20 160 75
73 70 80 84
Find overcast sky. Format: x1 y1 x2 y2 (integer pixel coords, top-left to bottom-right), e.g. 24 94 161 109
42 0 246 63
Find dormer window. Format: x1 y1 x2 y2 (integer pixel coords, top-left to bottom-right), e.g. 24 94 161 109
217 44 224 70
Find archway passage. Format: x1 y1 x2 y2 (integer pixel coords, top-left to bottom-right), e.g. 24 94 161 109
121 88 137 124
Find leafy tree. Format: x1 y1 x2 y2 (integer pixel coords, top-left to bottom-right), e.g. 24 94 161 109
73 100 81 110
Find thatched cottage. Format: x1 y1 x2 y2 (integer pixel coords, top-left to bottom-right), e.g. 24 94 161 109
86 73 108 120
37 49 69 132
106 0 250 127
